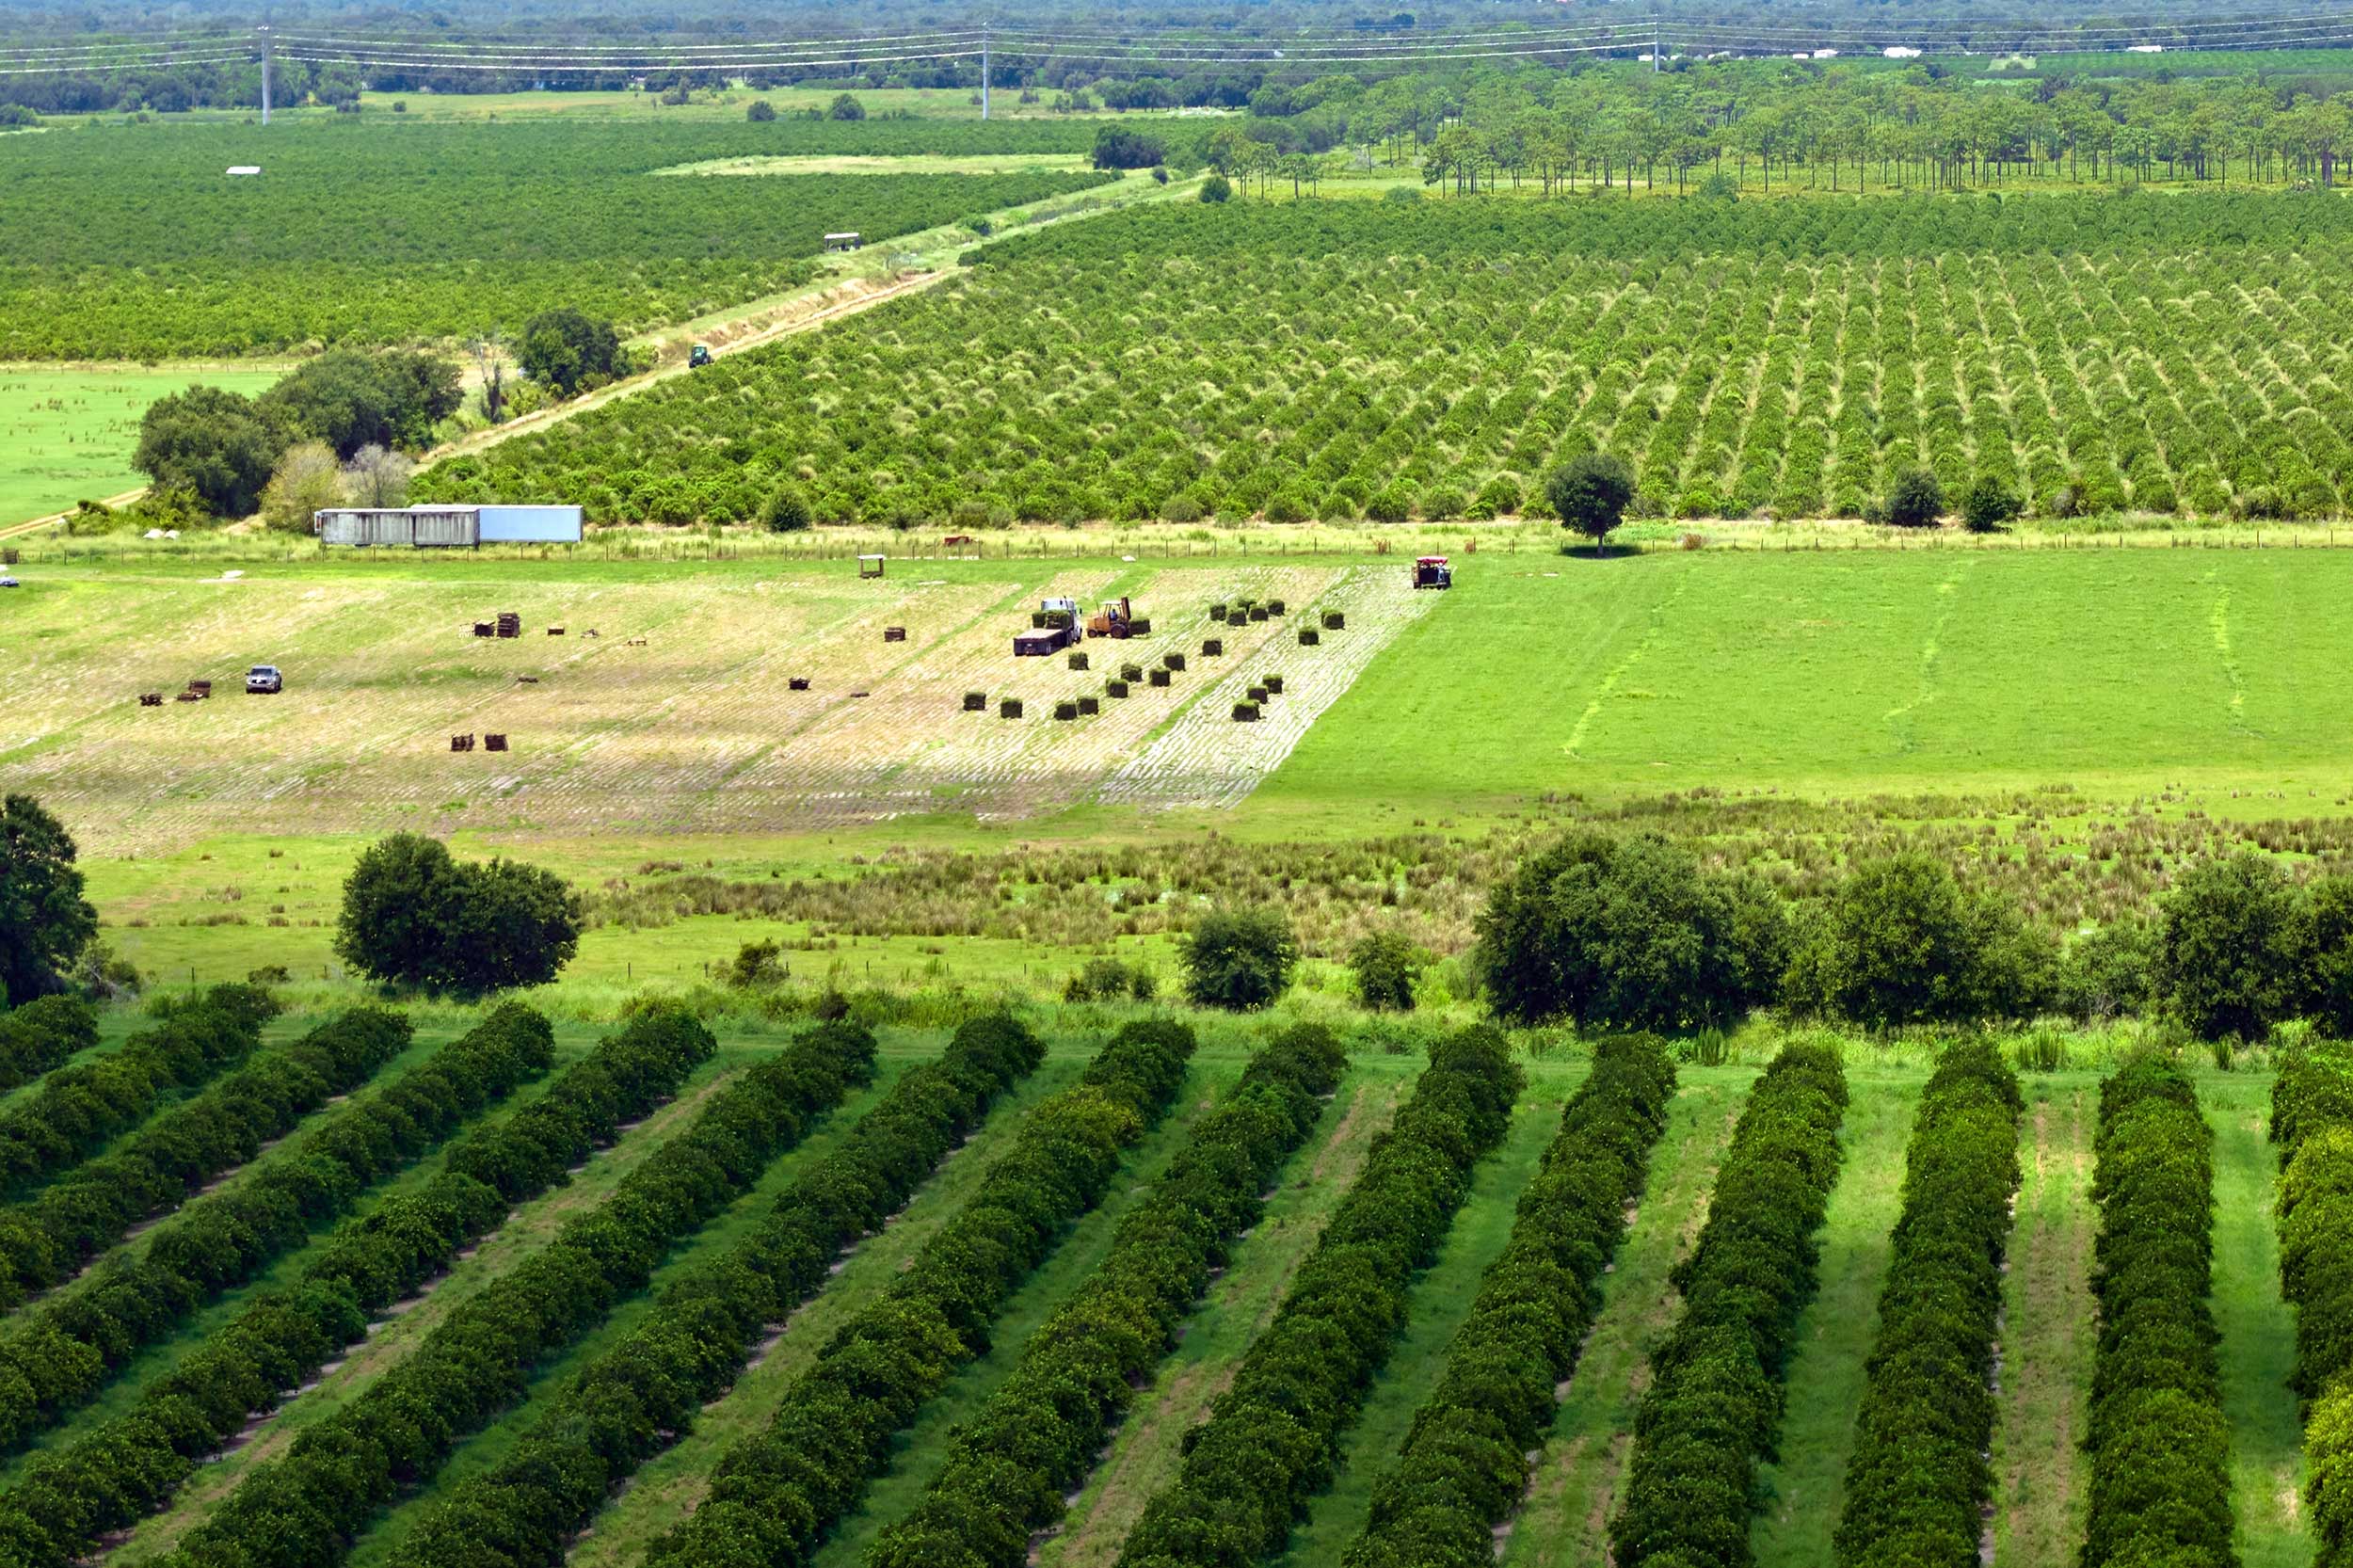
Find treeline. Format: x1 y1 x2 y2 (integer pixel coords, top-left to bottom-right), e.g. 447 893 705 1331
0 983 274 1198
646 1016 1192 1568
1480 835 2353 1040
0 1005 408 1307
1610 1044 1848 1566
164 1008 862 1568
1832 1040 2022 1565
1342 1032 1676 1568
1114 1026 1523 1568
864 1022 1349 1568
2083 1055 2233 1568
392 1013 1045 1568
0 1004 733 1568
0 999 542 1456
2272 1044 2353 1564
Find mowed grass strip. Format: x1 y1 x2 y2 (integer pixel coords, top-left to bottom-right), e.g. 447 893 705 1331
1263 550 2353 824
1500 1069 1751 1568
563 1052 1088 1568
1988 1076 2098 1568
1039 1064 1412 1568
1751 1072 1926 1568
110 1055 744 1566
2204 1074 2313 1568
1268 1080 1578 1568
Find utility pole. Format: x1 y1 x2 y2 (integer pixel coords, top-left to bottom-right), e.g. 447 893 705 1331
1653 12 1662 72
259 22 272 123
981 25 990 120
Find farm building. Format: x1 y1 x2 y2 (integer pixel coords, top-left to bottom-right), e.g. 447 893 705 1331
314 504 583 548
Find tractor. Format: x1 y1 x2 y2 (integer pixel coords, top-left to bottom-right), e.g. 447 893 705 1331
1086 598 1138 639
1014 597 1083 656
688 344 713 368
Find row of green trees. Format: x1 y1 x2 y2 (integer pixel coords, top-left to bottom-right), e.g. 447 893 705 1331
0 1004 750 1568
1114 1026 1522 1568
1609 1042 1849 1566
646 1016 1189 1568
0 1005 409 1307
1477 833 2353 1041
1341 1032 1676 1568
0 982 273 1198
0 1001 538 1457
167 1008 867 1568
2269 1045 2353 1567
391 1014 1042 1568
2083 1056 2233 1568
0 998 95 1096
863 1020 1347 1568
1831 1039 2024 1565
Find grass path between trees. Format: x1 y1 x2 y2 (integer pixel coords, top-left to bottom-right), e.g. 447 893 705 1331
1751 1071 1926 1568
1037 1065 1410 1568
560 1052 1089 1568
1498 1068 1752 1568
2205 1075 2312 1568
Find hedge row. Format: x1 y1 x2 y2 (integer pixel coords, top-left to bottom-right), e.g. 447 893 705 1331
391 1014 1046 1568
1831 1040 2023 1568
0 1007 412 1307
646 1016 1196 1568
0 997 98 1095
2083 1055 2231 1568
0 1003 744 1568
0 999 545 1457
1342 1033 1678 1568
2271 1045 2353 1564
1609 1043 1849 1568
166 1008 861 1568
865 1023 1351 1568
1113 1025 1526 1568
0 983 276 1198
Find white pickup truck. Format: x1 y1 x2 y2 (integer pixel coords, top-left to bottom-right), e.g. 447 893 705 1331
245 665 283 694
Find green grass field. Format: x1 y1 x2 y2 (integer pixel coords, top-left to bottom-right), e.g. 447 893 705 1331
0 363 289 525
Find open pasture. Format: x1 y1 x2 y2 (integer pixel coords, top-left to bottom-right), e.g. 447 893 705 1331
0 362 289 523
0 557 1430 855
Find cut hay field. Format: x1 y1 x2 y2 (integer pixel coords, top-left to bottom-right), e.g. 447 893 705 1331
9 545 2350 859
0 1007 2302 1568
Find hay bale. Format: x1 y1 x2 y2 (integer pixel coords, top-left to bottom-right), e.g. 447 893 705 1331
1322 611 1345 631
548 626 566 636
1248 685 1269 703
1232 701 1260 722
1209 603 1227 621
1163 652 1186 672
1248 606 1268 623
963 691 986 712
1106 680 1129 698
472 622 493 637
485 733 508 752
1121 663 1144 682
1000 697 1024 719
1148 668 1172 688
1202 638 1223 657
450 734 472 752
1031 611 1048 629
788 677 811 692
884 626 907 643
1078 696 1099 715
1067 650 1089 671
1264 674 1285 695
1128 617 1152 634
1298 628 1321 647
138 693 162 707
1266 599 1287 616
1054 700 1079 721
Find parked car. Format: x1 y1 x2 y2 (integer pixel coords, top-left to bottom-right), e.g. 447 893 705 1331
245 665 283 694
0 577 20 588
